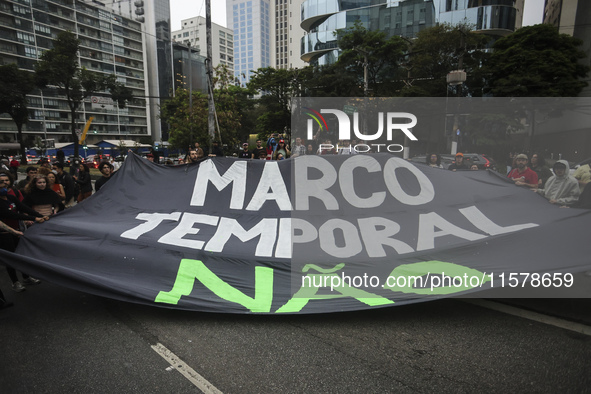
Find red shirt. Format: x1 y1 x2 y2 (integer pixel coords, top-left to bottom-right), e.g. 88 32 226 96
508 167 538 185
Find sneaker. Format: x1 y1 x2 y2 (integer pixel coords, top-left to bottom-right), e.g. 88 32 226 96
22 277 41 285
11 282 25 292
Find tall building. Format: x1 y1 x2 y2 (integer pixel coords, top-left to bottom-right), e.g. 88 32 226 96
226 0 271 85
299 0 523 66
172 16 234 72
0 0 149 144
172 42 208 93
543 0 590 96
113 0 173 142
287 0 307 69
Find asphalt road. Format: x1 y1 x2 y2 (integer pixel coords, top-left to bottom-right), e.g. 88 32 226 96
1 268 590 393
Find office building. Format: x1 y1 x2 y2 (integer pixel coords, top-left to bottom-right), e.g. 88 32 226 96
113 0 173 142
544 0 591 97
226 0 272 85
0 0 149 145
300 0 523 66
172 16 234 73
172 42 208 93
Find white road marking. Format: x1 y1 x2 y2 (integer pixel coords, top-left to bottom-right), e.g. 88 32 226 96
464 299 591 336
151 342 223 394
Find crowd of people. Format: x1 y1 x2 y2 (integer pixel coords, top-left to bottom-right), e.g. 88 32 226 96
0 157 117 309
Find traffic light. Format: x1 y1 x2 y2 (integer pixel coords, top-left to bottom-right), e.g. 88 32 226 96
93 129 97 134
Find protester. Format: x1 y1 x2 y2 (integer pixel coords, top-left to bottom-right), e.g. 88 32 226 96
318 140 336 155
534 160 580 206
194 142 205 159
16 166 37 191
23 174 62 217
146 153 154 162
238 143 251 159
9 157 19 180
529 153 553 188
4 172 24 202
291 137 307 157
274 139 290 159
209 141 224 157
338 140 357 155
266 133 279 156
426 153 442 168
251 140 266 159
507 153 538 187
0 219 24 298
73 163 92 202
572 161 591 193
574 181 591 209
69 157 81 177
448 153 469 171
185 149 199 163
95 161 114 192
52 162 76 208
46 172 66 203
0 173 47 292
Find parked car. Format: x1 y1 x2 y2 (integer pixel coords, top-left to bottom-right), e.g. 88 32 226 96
411 153 496 170
410 155 453 169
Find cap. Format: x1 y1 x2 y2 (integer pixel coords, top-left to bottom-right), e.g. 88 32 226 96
455 152 463 157
243 143 249 146
146 153 154 158
515 154 528 160
279 139 285 143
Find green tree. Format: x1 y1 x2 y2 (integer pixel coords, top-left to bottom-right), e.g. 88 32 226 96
248 67 312 140
486 24 589 97
161 66 248 153
160 88 208 151
35 31 133 158
0 64 35 164
404 24 490 97
335 21 409 96
212 64 254 147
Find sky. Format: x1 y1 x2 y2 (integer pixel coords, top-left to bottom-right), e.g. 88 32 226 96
170 0 227 31
169 0 546 32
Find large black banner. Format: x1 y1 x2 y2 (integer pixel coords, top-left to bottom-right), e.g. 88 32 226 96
0 153 589 314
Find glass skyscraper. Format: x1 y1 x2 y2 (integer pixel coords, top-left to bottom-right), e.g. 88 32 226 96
227 0 271 85
300 0 521 66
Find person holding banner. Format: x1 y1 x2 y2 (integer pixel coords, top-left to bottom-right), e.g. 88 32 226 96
23 175 63 217
426 153 443 168
448 153 469 171
534 160 580 206
508 153 538 187
0 173 47 292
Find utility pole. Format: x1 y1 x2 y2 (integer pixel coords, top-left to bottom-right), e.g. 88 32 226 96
447 28 467 155
206 0 215 151
188 41 193 150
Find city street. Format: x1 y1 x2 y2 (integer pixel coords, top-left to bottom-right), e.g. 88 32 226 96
1 267 590 393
